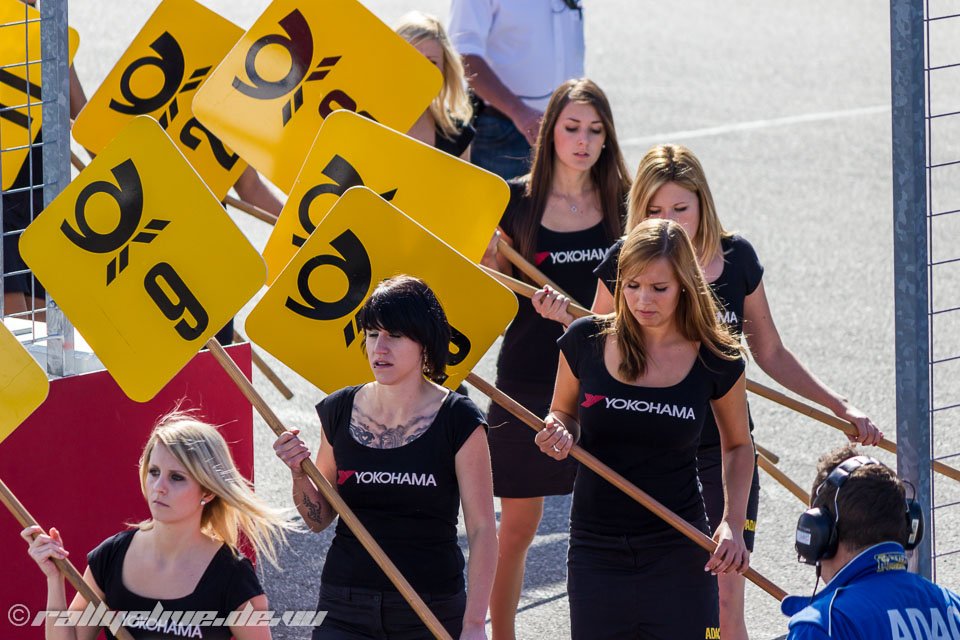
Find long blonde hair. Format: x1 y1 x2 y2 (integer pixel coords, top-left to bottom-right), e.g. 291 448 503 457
395 12 473 139
626 144 730 267
606 218 743 380
138 410 296 567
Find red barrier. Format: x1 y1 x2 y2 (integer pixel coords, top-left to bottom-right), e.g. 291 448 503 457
0 344 254 639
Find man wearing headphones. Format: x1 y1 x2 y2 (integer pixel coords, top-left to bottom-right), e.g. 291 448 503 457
782 446 959 639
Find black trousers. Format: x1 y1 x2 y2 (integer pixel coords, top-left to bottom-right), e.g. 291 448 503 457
312 584 466 640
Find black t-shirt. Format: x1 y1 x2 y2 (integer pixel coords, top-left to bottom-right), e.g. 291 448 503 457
595 234 763 447
318 385 485 594
558 317 745 536
434 120 475 157
87 529 263 640
498 179 617 385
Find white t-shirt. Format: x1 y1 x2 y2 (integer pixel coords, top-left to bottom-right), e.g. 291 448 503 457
449 0 585 112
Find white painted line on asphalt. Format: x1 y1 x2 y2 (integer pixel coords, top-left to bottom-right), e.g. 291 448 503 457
621 105 891 147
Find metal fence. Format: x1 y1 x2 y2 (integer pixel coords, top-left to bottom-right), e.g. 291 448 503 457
0 0 73 376
925 2 960 581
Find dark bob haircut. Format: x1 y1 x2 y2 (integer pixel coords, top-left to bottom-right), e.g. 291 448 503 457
356 275 450 384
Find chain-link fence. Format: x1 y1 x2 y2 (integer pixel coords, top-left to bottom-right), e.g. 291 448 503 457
0 0 73 376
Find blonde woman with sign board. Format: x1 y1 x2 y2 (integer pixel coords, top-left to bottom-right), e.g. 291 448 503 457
273 276 496 640
21 411 294 640
480 77 630 639
396 12 474 160
536 218 752 640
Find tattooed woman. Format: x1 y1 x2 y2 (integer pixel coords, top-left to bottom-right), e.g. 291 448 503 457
273 276 497 640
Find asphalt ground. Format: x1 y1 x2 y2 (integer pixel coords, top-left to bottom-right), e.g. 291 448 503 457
68 1 960 638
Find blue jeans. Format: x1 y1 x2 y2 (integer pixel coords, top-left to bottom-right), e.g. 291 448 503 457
470 112 532 181
312 584 466 639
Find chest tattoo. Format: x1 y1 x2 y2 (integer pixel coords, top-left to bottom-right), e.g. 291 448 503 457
349 406 435 449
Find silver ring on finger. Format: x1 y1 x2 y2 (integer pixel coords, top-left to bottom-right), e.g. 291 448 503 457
551 443 562 453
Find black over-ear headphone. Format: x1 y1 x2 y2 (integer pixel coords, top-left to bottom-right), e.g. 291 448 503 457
795 455 925 565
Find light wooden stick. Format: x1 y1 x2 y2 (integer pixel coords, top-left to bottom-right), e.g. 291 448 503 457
466 372 788 602
205 340 452 640
756 452 808 504
0 477 136 640
224 195 278 225
480 265 591 318
746 379 960 483
496 239 575 299
233 330 293 400
755 443 780 465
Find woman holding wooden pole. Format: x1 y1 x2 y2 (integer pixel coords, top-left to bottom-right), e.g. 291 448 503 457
577 144 881 639
479 77 630 640
273 276 496 640
21 411 294 640
536 218 752 639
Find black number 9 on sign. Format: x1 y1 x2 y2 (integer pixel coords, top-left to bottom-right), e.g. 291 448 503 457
144 262 210 341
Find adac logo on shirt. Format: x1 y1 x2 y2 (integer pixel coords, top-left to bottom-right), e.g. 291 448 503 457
337 469 438 487
581 392 696 420
533 247 606 267
875 551 907 573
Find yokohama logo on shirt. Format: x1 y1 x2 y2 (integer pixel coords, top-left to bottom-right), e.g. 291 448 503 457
581 393 696 420
337 470 438 487
534 248 606 266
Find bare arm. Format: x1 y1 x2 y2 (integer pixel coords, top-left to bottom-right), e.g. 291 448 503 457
707 373 753 575
480 227 514 273
742 281 882 445
273 428 338 532
230 594 273 640
233 167 284 216
462 54 542 145
536 353 580 458
20 526 102 640
455 428 497 638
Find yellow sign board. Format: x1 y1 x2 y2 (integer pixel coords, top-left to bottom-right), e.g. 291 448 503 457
0 0 79 189
192 0 441 193
20 116 265 402
246 187 517 392
72 0 245 200
0 324 48 444
262 110 508 283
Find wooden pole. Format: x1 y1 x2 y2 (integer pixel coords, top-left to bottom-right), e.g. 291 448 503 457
756 453 808 504
224 195 279 225
496 239 575 300
233 330 293 400
466 372 788 602
754 443 780 465
746 379 960 483
205 340 452 640
0 477 136 640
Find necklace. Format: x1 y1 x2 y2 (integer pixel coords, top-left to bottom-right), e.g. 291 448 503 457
551 189 592 215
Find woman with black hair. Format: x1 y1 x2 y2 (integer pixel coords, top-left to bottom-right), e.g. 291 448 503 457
274 275 497 640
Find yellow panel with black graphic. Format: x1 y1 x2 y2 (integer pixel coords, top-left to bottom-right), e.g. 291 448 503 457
192 0 441 193
0 324 48 444
263 110 508 283
246 187 517 393
20 117 264 402
0 0 79 190
72 0 244 200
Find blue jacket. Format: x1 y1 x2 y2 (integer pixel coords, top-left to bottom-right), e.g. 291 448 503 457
782 542 960 639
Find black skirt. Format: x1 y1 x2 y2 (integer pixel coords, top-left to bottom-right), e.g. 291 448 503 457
487 379 578 498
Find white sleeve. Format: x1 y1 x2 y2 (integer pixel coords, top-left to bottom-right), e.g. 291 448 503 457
448 0 495 58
